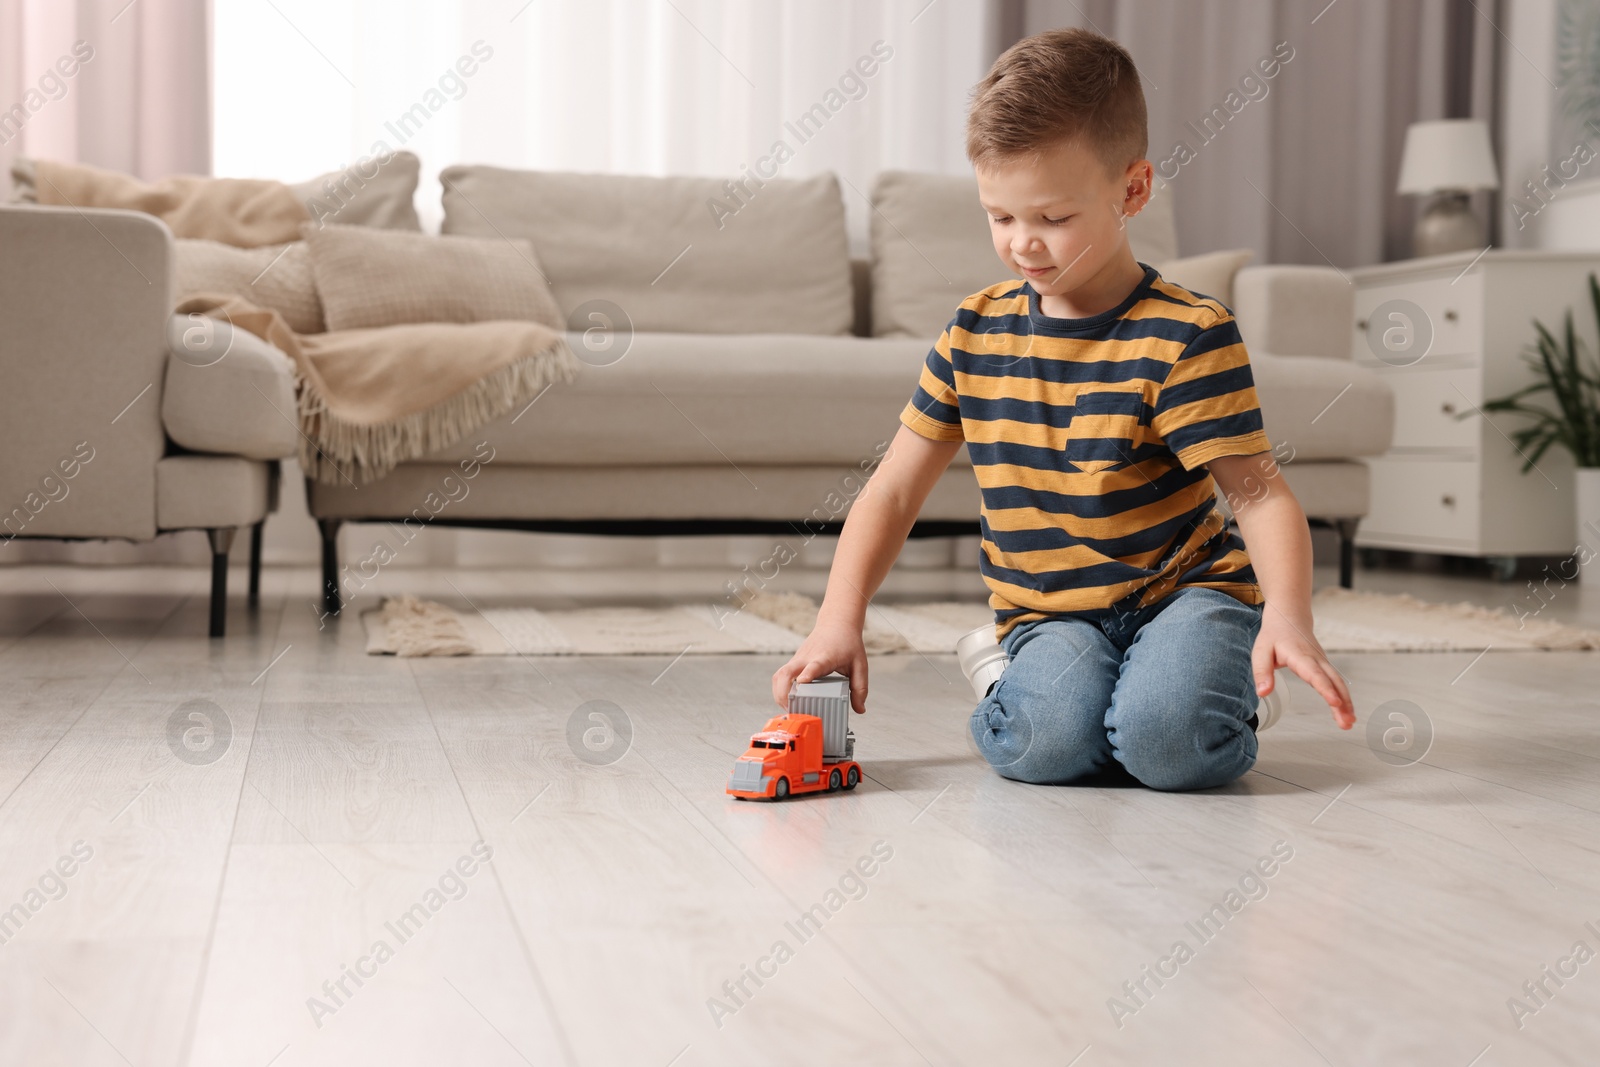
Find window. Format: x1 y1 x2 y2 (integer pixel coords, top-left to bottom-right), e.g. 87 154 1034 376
213 0 988 237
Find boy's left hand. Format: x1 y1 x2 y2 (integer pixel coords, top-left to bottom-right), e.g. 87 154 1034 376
1252 608 1356 729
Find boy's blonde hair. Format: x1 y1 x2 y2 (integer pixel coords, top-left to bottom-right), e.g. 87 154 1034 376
966 28 1147 176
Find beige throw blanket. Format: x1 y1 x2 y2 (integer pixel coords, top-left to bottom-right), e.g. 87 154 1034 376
177 293 577 486
28 158 310 248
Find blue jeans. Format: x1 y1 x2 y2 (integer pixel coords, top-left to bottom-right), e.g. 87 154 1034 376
970 587 1264 792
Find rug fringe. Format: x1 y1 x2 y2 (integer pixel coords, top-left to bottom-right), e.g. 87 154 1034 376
378 594 476 656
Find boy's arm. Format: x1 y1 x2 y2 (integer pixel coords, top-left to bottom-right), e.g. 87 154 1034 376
1208 452 1356 730
771 425 964 714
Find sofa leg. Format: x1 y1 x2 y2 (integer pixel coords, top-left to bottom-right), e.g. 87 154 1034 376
1332 518 1359 589
207 527 238 638
318 518 343 617
248 520 265 608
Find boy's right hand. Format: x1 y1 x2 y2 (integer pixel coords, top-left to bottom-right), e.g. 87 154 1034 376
772 619 869 715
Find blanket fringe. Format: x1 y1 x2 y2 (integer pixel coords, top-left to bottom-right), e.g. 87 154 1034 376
298 336 577 487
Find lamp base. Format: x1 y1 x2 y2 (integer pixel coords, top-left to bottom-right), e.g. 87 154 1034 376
1414 191 1485 257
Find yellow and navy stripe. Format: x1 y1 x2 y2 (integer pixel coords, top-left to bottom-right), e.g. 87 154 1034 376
900 266 1271 638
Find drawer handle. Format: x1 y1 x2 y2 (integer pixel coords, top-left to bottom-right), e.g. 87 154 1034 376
1441 494 1456 507
1441 401 1456 415
1444 309 1458 322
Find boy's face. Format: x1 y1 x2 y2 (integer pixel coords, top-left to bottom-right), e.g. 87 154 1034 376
976 138 1151 301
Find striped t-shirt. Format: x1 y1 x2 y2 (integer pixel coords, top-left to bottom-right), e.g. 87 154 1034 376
900 265 1272 639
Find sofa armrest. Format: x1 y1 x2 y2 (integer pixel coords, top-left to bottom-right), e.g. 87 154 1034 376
0 205 172 540
1232 265 1354 362
162 314 299 460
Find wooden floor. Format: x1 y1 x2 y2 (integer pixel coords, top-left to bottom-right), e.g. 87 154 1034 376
1 559 1597 1067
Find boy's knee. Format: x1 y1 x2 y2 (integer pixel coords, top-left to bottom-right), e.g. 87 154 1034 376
970 679 1109 784
1112 703 1256 791
1122 751 1254 792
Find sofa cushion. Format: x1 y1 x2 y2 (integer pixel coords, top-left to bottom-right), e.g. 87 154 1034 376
288 150 423 232
1251 352 1394 461
438 166 854 335
868 170 1181 338
174 239 324 334
162 314 300 460
424 331 947 467
303 223 562 331
418 333 1386 470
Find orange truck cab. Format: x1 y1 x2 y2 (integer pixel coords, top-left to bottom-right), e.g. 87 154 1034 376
727 675 861 800
727 715 860 800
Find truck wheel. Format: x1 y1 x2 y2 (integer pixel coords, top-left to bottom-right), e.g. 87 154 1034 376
774 777 789 800
828 769 842 792
845 766 860 789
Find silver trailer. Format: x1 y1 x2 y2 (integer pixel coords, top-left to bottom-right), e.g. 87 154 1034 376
788 674 855 761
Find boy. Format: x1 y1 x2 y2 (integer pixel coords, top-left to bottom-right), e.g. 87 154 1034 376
771 28 1355 792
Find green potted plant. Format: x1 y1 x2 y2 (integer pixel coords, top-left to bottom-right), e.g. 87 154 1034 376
1476 272 1600 578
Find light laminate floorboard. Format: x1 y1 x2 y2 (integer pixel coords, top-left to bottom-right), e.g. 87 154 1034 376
0 560 1596 1066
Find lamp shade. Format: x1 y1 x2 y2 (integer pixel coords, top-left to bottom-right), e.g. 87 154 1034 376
1397 119 1500 194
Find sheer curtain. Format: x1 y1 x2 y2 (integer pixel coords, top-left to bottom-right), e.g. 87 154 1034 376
214 0 1003 245
1013 0 1502 268
0 0 209 185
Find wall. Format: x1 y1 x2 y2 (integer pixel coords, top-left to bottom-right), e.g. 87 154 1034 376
1503 0 1600 251
1502 0 1562 248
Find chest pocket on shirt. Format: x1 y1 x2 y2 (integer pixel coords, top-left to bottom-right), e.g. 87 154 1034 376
1065 390 1144 474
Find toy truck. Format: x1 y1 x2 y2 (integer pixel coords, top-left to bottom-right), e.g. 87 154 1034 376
727 674 861 800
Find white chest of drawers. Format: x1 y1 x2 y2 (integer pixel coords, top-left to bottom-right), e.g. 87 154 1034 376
1349 250 1599 567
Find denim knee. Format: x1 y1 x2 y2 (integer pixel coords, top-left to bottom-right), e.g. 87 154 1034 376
971 679 1111 784
1104 588 1262 791
1111 706 1257 791
970 620 1119 784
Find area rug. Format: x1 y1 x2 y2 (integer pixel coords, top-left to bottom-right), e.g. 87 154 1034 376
360 588 1600 656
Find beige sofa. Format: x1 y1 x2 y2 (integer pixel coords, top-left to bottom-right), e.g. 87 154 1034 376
0 166 1394 631
306 168 1394 614
0 205 299 635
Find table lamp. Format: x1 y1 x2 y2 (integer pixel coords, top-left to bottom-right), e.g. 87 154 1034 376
1397 119 1500 257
